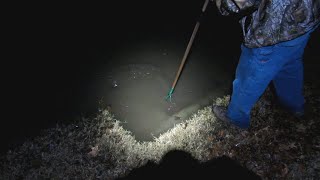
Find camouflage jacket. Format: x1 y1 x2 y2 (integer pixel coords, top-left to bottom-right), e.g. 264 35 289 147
216 0 320 48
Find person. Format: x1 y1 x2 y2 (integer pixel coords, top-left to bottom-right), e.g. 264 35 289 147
211 0 320 129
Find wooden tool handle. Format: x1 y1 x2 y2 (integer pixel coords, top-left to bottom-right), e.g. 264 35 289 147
171 22 200 89
170 0 210 90
202 0 210 12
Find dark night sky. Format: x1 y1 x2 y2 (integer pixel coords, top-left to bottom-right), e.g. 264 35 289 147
2 1 319 154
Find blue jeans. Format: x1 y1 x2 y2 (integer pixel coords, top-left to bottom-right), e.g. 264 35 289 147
227 27 318 129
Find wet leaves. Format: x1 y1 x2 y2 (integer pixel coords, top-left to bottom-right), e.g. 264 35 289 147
1 85 320 179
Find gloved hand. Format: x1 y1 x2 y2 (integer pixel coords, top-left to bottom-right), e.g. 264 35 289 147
216 0 240 16
214 0 259 16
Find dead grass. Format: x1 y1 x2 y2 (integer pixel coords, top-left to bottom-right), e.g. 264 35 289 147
0 84 319 179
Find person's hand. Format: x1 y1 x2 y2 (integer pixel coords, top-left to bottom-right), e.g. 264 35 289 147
221 0 239 14
215 0 259 16
220 0 240 15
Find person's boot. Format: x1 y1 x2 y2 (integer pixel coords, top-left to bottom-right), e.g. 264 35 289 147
212 105 248 130
212 105 233 125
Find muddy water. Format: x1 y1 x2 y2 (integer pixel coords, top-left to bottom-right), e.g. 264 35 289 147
68 2 241 142
91 38 235 141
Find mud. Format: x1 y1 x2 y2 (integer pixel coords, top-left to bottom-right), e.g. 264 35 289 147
90 39 234 141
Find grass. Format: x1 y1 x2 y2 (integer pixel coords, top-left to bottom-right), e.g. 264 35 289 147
1 84 319 179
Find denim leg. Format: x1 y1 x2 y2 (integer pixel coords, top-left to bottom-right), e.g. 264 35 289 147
227 30 313 128
272 32 311 114
273 58 304 113
227 44 290 128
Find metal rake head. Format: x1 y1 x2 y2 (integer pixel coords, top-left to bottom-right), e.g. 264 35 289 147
165 88 174 102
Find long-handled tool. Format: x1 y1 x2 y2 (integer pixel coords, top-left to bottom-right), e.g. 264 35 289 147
166 0 210 102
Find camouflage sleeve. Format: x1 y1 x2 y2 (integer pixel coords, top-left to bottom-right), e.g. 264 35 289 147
215 0 260 16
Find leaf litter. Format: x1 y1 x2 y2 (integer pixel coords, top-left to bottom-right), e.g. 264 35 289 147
0 84 319 179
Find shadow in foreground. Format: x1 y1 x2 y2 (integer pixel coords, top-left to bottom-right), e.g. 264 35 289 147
118 150 261 180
